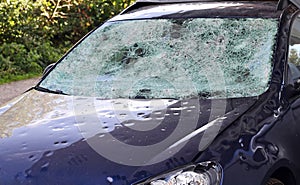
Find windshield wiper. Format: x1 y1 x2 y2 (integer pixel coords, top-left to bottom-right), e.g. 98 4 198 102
34 86 68 95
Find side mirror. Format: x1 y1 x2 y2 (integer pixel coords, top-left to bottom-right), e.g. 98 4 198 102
294 78 300 89
284 83 300 101
285 63 300 99
43 63 55 76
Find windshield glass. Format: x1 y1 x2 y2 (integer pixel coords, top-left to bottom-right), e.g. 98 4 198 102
39 18 278 99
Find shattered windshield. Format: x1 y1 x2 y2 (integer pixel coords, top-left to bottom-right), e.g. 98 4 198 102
39 18 278 99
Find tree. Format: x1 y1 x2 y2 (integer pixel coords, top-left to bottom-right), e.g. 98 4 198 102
289 48 300 66
0 0 134 83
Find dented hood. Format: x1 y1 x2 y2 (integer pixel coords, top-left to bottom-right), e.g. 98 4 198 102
0 89 256 185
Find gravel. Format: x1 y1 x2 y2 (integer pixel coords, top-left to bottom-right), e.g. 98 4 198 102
0 78 41 106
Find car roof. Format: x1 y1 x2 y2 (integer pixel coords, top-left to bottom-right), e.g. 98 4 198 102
133 0 299 9
117 0 281 20
136 0 277 3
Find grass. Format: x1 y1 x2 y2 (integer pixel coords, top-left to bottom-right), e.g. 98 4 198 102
0 73 41 85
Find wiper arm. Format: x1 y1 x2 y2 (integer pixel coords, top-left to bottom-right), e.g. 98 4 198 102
34 86 68 95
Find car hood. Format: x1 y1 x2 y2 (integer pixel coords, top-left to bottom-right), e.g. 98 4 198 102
0 89 256 185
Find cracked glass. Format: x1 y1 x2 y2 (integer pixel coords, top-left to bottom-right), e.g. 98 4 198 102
39 18 278 99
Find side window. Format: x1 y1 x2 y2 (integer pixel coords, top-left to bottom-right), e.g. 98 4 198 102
288 13 300 87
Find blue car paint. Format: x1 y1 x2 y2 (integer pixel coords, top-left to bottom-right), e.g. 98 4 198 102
1 1 300 185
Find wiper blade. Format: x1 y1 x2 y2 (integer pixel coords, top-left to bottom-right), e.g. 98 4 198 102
34 86 68 95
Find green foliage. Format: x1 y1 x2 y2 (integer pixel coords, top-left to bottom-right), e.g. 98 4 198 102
0 0 134 83
0 73 41 85
289 48 300 66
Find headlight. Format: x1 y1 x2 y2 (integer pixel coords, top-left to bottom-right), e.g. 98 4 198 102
135 161 222 185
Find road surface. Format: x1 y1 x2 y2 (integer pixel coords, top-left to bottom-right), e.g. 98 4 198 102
0 78 40 105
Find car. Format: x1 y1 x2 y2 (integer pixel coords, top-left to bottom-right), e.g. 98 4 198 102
2 0 300 184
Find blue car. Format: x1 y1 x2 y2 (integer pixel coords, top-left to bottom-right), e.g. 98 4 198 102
2 0 300 184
